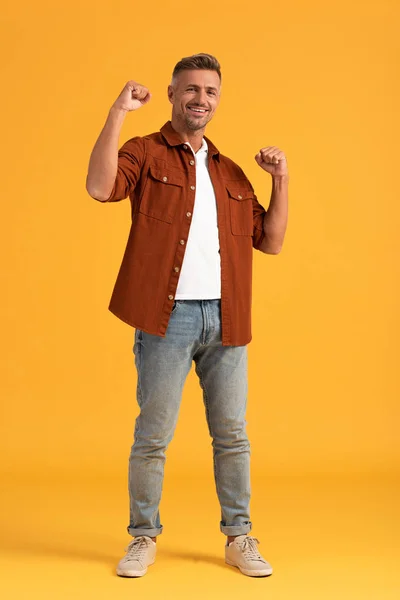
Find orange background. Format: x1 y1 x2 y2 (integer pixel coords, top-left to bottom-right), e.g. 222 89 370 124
1 0 399 598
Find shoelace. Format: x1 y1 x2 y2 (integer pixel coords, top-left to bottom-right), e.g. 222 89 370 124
124 536 152 562
238 536 266 562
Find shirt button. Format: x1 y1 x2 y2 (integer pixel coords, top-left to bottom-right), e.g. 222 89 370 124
163 176 168 182
183 144 187 150
168 294 174 300
189 160 195 166
174 266 180 272
238 194 243 199
186 212 192 217
180 239 185 245
190 185 195 191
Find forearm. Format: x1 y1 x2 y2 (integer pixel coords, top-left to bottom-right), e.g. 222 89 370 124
259 175 289 254
86 107 127 201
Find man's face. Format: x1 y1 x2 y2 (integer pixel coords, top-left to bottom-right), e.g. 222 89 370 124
168 69 221 131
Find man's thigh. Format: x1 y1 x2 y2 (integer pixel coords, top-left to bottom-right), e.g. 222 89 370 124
193 342 248 434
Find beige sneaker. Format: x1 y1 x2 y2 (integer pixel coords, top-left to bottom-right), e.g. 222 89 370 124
225 535 273 577
116 536 157 577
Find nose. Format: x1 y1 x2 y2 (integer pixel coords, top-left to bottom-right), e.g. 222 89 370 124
195 89 208 106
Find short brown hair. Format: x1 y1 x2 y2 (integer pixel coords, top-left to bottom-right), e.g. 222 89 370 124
172 53 221 82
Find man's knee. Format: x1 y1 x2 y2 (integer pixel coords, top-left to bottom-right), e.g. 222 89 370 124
211 420 250 451
130 428 175 457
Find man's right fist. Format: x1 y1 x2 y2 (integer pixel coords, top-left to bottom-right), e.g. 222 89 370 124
112 81 151 113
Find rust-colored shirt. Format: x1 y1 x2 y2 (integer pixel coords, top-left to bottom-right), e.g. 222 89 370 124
96 120 267 346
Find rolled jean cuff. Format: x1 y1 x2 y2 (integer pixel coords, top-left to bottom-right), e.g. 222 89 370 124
220 521 252 536
127 525 163 537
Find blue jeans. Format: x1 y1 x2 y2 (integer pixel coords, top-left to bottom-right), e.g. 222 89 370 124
128 299 252 537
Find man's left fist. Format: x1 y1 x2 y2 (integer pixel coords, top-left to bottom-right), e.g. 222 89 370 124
255 146 288 177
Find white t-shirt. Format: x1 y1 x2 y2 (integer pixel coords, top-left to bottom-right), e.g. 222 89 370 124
174 138 221 299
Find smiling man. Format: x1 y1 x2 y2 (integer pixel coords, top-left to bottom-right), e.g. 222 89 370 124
86 53 289 578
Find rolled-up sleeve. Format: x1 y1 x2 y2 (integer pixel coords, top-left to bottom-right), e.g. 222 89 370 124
104 136 146 202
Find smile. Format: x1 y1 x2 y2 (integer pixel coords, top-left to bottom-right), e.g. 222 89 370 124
187 106 208 115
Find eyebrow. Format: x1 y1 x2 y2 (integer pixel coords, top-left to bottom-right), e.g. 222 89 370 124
186 84 218 92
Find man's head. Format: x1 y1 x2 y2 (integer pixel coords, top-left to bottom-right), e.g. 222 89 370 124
168 53 221 132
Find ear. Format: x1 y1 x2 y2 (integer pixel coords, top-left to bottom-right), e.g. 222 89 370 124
167 85 174 105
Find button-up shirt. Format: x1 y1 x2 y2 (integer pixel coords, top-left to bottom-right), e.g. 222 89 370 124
96 120 267 346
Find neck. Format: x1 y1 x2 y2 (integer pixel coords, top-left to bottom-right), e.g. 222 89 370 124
170 117 205 153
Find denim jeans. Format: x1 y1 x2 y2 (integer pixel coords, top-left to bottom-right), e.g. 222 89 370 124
127 299 252 537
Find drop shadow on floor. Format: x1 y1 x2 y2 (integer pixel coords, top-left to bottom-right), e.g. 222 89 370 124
160 547 226 570
1 534 273 580
0 534 230 573
0 536 118 567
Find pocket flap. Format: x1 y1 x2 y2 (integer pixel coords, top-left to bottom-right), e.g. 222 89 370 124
149 164 184 187
226 184 254 201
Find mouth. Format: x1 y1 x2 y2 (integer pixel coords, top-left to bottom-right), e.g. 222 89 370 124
186 106 209 117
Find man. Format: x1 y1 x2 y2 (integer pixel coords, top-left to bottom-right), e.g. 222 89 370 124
86 53 289 578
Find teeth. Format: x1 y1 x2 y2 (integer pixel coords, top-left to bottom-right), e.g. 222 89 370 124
189 107 206 113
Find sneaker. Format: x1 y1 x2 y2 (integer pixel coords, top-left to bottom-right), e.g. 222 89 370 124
225 534 273 577
116 536 157 577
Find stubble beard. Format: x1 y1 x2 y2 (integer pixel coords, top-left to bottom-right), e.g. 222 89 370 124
184 111 212 131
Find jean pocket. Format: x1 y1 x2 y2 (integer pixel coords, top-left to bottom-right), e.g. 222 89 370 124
171 300 182 314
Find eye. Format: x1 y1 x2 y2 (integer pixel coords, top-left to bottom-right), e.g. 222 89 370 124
208 90 216 96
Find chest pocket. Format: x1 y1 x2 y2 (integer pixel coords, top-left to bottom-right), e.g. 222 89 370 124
226 183 254 236
139 164 184 223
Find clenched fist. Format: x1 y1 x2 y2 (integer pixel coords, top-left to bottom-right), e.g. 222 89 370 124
112 80 151 113
255 146 288 178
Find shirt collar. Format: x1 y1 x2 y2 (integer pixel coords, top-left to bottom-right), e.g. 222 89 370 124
160 120 220 160
186 137 208 155
199 138 208 154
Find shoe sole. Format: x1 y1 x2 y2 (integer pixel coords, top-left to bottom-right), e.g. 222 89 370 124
116 558 155 577
225 558 273 577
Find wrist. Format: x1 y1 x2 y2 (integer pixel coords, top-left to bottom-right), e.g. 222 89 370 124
272 173 289 181
109 105 128 121
272 174 290 185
